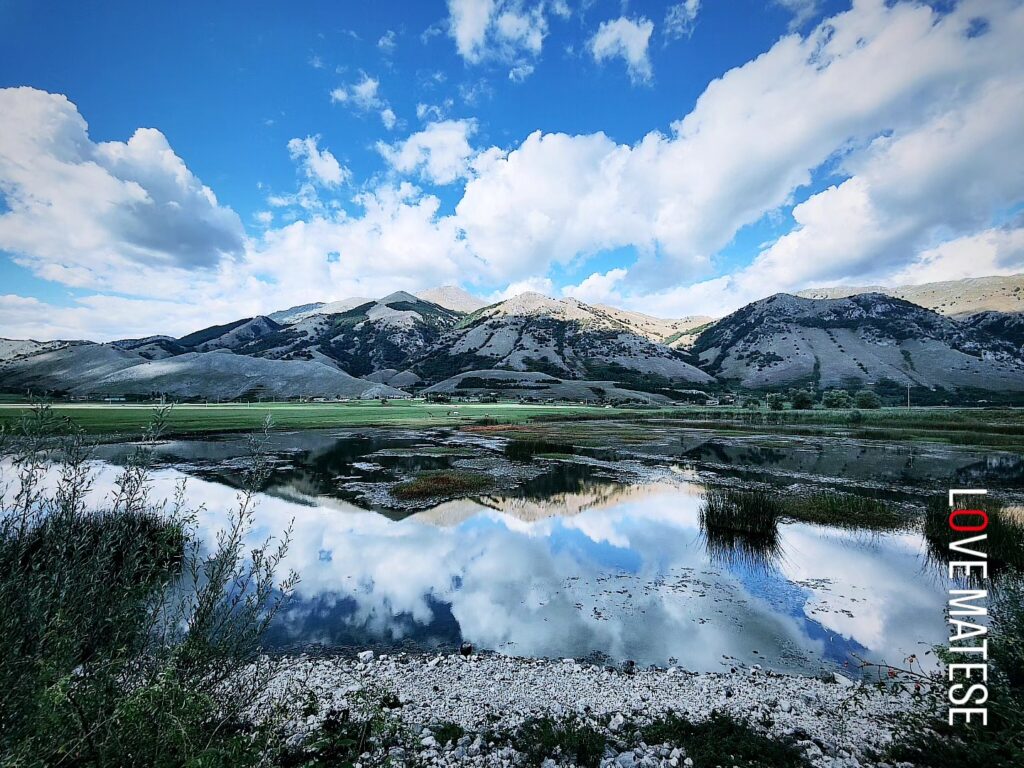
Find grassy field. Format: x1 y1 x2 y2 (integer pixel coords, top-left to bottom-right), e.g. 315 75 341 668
0 400 635 437
0 400 1022 448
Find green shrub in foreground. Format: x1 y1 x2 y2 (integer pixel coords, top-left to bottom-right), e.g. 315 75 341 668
0 406 298 767
512 715 607 768
641 710 808 768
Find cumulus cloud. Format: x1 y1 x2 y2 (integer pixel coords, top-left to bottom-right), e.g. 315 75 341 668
457 0 1024 296
378 119 479 185
445 0 552 80
664 1 701 40
589 16 654 83
287 136 349 187
561 268 628 305
0 87 244 293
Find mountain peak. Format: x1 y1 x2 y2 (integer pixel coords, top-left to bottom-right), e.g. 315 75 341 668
378 290 420 305
416 286 486 313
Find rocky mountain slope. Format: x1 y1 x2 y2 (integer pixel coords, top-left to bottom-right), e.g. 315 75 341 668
797 274 1024 317
961 311 1024 353
414 293 714 386
5 280 1024 400
693 293 1024 390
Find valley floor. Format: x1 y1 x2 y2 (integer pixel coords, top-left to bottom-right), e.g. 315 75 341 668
2 400 1022 449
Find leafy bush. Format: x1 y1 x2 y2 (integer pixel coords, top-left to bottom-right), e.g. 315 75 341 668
821 389 851 408
767 393 786 411
854 390 882 409
790 389 815 410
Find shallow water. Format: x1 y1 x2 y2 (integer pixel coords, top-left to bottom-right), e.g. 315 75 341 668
85 427 1024 674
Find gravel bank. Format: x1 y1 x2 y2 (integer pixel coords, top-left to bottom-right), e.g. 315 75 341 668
257 651 938 768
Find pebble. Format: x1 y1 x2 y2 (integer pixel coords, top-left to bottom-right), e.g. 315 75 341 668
246 652 938 768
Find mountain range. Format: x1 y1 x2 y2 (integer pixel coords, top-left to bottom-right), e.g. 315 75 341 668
3 275 1024 403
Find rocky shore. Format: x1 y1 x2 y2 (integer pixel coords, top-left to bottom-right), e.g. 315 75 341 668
256 651 938 768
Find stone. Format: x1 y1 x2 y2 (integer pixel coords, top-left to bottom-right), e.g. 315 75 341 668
357 650 374 663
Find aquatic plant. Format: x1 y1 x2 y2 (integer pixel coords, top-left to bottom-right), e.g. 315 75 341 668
923 496 1024 583
392 469 493 499
505 438 577 462
781 491 908 531
699 488 783 569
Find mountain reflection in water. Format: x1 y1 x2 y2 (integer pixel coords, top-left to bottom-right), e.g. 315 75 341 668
74 446 953 675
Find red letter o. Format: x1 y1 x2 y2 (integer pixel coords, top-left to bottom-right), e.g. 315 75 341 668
949 509 989 532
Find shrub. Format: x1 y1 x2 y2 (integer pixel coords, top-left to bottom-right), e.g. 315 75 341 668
0 405 298 767
821 389 851 408
790 389 815 410
767 393 785 411
854 390 882 409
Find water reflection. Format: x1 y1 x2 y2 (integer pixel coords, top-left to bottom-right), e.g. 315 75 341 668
38 456 952 676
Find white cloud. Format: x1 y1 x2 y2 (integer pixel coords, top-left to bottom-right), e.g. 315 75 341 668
445 0 552 80
457 0 1024 296
561 268 628 305
447 0 496 63
330 73 397 129
486 276 555 302
286 136 349 187
589 16 654 84
0 87 244 295
330 74 381 109
416 100 453 122
738 69 1024 296
888 227 1024 286
377 30 397 54
378 120 479 185
664 1 700 40
775 0 820 31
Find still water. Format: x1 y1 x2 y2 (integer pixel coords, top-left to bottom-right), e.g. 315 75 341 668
87 428 1024 675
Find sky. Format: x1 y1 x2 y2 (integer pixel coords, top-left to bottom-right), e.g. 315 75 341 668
0 0 1022 341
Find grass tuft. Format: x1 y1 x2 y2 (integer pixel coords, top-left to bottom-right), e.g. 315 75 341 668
512 715 606 768
700 489 782 568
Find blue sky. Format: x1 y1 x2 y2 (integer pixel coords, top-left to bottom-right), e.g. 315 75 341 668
0 0 1022 339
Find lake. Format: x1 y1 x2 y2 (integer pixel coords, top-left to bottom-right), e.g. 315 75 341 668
86 426 1024 675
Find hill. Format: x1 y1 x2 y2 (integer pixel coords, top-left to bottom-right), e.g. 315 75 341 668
0 343 405 400
797 274 1024 317
693 293 1024 391
414 292 714 387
